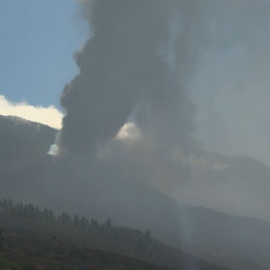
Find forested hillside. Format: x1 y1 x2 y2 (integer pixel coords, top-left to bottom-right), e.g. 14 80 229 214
0 199 227 270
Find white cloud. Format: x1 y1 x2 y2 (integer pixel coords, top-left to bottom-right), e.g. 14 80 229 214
0 95 63 129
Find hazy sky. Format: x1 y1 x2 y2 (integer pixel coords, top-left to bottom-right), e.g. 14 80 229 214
191 31 270 165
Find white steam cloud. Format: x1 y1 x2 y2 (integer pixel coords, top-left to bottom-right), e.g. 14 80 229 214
0 95 63 129
116 122 141 142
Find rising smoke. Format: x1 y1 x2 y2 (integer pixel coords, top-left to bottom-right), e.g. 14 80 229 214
59 0 200 157
57 0 270 220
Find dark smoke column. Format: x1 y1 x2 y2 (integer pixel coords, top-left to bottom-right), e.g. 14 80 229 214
59 0 195 156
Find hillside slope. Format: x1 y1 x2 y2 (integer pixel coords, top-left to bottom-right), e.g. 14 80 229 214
1 116 270 270
0 200 228 270
0 115 56 172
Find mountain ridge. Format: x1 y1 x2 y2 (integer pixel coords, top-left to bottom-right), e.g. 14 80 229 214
1 115 270 270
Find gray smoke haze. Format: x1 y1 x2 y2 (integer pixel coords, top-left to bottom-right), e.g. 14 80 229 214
58 0 270 221
60 0 199 157
192 37 270 166
189 1 270 168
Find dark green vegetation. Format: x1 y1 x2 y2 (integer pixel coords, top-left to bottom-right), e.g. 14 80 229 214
0 199 227 270
0 235 167 270
0 229 3 251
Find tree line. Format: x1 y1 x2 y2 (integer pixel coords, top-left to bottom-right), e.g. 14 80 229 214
0 198 152 253
0 198 111 230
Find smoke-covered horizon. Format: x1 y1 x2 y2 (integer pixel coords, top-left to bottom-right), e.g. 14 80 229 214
54 0 270 221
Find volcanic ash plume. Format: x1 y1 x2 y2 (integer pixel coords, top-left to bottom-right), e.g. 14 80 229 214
59 0 199 157
57 0 270 221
